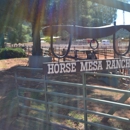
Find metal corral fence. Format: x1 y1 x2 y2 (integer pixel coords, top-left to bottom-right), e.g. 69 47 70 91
5 43 129 59
15 67 130 130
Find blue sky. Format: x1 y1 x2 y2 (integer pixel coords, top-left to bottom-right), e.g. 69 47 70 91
116 10 130 25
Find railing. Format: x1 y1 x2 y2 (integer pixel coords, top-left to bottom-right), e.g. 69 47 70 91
15 67 130 130
5 43 129 58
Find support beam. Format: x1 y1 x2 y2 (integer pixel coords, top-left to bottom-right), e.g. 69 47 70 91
101 93 129 122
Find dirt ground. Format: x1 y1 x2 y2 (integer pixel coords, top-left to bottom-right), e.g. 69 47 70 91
0 58 28 130
0 57 130 130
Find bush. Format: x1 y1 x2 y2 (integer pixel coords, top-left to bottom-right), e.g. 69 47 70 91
42 36 51 43
41 36 56 43
0 48 26 59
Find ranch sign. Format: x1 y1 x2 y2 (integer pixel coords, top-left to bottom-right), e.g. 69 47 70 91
43 58 130 75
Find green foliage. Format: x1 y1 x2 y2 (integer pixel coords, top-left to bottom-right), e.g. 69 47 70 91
17 0 118 27
42 36 51 43
0 47 26 59
116 29 130 38
42 36 56 43
0 0 22 33
12 0 129 55
7 23 32 44
41 0 117 26
0 33 4 48
77 1 117 26
31 92 42 99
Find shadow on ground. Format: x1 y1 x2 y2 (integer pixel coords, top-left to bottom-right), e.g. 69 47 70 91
0 66 130 130
0 66 77 130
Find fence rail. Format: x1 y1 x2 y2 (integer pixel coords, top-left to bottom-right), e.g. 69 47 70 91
15 67 130 130
6 43 130 60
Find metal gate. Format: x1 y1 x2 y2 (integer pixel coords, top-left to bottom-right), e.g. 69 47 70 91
15 67 130 130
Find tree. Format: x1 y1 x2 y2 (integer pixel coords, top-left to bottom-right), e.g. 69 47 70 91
0 0 22 48
0 0 12 48
90 0 130 12
41 0 117 26
14 0 46 55
78 1 117 26
0 34 5 48
7 23 32 45
14 0 129 56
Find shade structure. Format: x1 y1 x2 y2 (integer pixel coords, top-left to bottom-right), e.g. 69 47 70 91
42 24 130 39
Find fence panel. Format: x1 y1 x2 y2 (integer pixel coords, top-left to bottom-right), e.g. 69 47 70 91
15 67 130 130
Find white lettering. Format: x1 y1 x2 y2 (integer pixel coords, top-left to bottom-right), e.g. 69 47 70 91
48 64 54 74
116 60 121 69
46 58 130 75
93 61 97 71
122 59 126 68
111 60 116 69
98 61 103 70
66 63 71 73
60 63 66 73
71 63 76 72
54 64 59 74
89 62 92 71
106 60 112 69
80 62 87 71
126 59 130 68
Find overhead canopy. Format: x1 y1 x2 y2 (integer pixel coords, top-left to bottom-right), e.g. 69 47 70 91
89 0 130 12
42 24 130 39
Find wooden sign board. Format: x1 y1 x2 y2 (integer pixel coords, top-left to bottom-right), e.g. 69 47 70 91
43 58 130 75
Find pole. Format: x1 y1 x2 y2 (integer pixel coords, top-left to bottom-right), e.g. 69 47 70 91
82 73 88 130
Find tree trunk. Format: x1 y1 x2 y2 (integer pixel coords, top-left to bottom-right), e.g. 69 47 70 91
0 33 5 48
32 0 42 56
32 21 42 56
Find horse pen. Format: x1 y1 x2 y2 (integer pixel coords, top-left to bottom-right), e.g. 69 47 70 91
13 23 130 129
4 38 130 129
0 37 129 130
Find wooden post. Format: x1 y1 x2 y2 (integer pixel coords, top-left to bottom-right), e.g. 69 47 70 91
98 48 99 59
115 39 119 58
28 46 29 56
74 50 77 60
62 48 66 61
106 46 107 59
104 47 107 59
